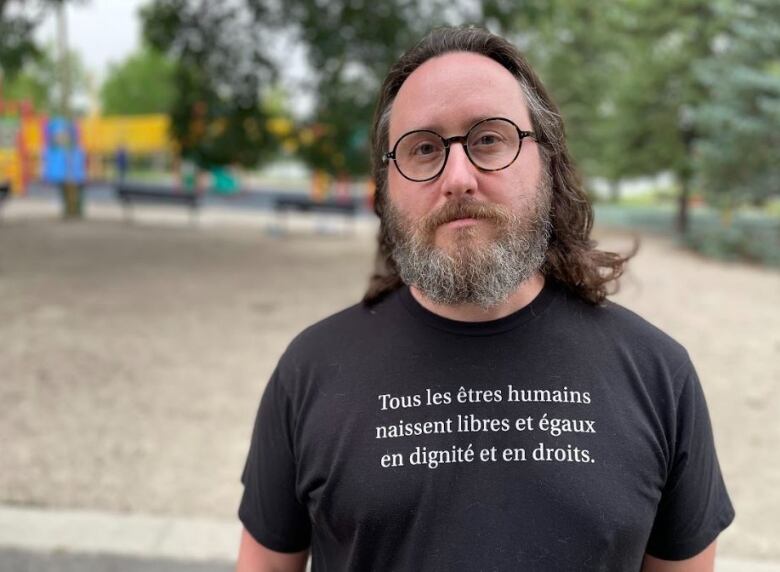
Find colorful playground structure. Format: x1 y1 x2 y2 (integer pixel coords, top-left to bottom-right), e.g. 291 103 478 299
0 97 172 196
0 98 374 213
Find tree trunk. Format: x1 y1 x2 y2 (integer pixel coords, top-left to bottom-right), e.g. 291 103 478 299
675 125 696 236
61 182 83 219
676 173 691 236
57 2 83 220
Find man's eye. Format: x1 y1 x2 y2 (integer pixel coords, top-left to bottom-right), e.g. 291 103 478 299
473 133 502 146
412 142 439 156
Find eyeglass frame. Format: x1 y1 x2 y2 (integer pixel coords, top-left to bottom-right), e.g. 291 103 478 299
382 116 538 183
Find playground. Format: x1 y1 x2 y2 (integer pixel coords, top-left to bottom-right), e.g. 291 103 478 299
0 105 373 227
0 212 778 563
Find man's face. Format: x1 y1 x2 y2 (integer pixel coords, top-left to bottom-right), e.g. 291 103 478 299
384 51 552 308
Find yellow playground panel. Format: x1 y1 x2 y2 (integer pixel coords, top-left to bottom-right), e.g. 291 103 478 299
80 114 173 155
0 148 22 194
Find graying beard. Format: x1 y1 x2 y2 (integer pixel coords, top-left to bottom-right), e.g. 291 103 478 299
389 197 552 309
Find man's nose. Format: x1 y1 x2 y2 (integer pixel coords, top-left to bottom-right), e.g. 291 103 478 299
439 142 478 198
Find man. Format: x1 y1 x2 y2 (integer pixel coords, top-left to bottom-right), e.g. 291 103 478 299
236 26 734 571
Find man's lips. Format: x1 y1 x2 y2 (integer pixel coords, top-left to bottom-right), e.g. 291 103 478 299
443 217 479 228
423 201 506 233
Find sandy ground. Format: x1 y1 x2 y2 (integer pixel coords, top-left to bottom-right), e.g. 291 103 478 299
0 205 778 561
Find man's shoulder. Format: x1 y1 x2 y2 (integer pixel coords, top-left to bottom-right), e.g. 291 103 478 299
554 287 691 369
281 293 399 364
604 298 687 352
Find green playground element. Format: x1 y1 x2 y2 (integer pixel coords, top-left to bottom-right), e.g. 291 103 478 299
211 166 239 195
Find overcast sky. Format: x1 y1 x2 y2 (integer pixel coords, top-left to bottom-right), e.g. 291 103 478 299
36 0 148 81
33 0 314 115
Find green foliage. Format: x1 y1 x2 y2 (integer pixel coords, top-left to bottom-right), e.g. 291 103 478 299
481 1 774 232
100 48 176 115
767 197 780 217
612 189 678 208
2 45 86 113
296 80 374 176
693 0 780 208
133 0 778 256
261 0 722 214
595 203 780 266
0 1 88 80
1 0 89 116
140 0 278 168
493 3 621 182
0 0 43 79
264 0 471 176
524 1 723 229
683 221 780 266
2 65 48 109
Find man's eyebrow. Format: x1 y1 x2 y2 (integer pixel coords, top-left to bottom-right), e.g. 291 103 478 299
408 114 503 134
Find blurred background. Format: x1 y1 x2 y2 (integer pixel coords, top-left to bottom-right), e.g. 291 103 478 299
0 0 778 570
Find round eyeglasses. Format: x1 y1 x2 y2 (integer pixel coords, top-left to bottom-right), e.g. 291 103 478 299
383 117 537 183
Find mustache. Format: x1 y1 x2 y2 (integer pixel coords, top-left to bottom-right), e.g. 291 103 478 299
421 200 510 232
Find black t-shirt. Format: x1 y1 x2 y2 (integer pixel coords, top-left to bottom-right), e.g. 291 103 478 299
239 279 734 571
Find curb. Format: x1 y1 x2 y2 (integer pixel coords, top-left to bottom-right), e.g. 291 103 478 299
0 196 381 235
0 505 239 563
0 505 778 571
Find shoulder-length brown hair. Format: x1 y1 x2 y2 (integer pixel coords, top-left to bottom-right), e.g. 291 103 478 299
364 26 633 306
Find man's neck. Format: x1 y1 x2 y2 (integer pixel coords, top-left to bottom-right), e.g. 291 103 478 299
409 272 546 322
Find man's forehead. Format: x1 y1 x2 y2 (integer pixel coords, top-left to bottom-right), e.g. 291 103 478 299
396 113 513 136
388 52 530 139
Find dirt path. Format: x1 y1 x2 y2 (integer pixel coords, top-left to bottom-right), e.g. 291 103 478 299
0 217 777 560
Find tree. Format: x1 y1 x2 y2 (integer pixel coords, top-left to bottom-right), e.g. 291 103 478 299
1 1 88 81
490 2 627 196
561 1 724 234
140 0 278 168
693 0 780 212
100 47 176 116
276 0 751 238
263 0 478 177
2 45 87 113
0 0 45 80
271 0 628 191
480 1 724 225
2 0 90 220
2 64 48 110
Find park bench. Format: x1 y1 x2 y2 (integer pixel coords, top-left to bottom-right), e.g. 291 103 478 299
116 182 201 224
0 182 9 220
272 195 361 234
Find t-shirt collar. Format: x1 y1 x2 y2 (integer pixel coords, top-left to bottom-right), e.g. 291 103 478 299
396 277 562 336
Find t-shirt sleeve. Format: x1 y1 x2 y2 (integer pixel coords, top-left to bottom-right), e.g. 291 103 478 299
645 361 735 560
238 366 312 552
